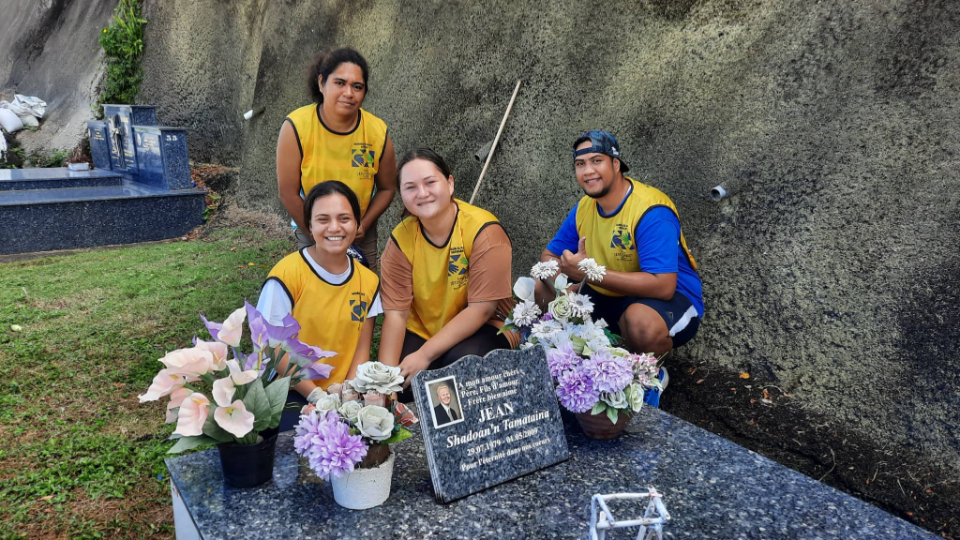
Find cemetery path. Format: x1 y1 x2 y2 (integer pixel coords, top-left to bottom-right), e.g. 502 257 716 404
662 358 959 540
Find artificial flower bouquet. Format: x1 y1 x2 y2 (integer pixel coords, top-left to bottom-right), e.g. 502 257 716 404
503 259 663 425
294 362 417 480
139 302 337 453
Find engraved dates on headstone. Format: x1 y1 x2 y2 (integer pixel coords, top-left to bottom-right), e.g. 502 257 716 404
412 346 569 503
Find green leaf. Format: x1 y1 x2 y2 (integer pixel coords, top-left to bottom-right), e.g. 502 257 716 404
381 427 413 445
606 407 619 424
264 377 291 429
591 401 607 415
202 411 234 443
242 379 273 432
168 435 217 454
497 323 518 335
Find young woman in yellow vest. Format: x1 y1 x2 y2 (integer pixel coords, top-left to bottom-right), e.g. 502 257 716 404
257 181 382 431
276 47 397 268
378 148 520 391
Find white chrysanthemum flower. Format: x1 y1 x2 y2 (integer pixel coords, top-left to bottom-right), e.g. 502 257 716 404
530 260 560 280
567 293 594 318
511 300 542 327
577 258 607 282
531 319 564 345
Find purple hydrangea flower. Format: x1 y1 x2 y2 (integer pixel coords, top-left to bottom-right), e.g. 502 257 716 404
582 349 633 394
294 410 368 480
546 343 581 379
555 367 600 413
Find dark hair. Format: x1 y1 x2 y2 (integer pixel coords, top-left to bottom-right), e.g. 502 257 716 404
397 147 453 189
302 181 362 233
396 148 455 219
307 47 370 104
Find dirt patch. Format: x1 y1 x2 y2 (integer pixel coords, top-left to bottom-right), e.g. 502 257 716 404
662 356 959 540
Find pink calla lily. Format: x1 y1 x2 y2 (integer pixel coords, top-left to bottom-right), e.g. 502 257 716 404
159 347 213 378
165 387 193 423
193 338 229 370
226 359 258 385
214 400 255 438
212 377 236 407
173 392 210 437
138 370 186 402
200 307 246 347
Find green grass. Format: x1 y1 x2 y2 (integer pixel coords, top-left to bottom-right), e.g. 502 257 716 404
0 226 291 539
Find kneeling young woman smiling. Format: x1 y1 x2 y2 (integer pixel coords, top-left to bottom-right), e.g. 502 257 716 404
257 181 382 430
378 148 519 390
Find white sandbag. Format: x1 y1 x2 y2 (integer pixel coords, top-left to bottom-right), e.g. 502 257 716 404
0 132 7 159
0 108 23 133
18 114 39 128
13 94 46 118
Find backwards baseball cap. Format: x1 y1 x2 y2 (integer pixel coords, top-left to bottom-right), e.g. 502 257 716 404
572 130 629 173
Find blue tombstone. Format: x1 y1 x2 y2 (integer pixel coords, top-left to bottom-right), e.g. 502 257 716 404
133 126 192 190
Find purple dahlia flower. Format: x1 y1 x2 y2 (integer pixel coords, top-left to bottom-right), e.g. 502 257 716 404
582 349 633 394
555 368 599 413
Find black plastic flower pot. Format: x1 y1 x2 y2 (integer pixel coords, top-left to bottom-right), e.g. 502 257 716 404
216 428 279 488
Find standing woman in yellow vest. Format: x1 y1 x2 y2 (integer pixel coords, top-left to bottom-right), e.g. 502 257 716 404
379 148 520 388
257 181 382 431
276 47 397 268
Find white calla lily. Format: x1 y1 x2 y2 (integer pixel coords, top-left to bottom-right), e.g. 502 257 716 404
513 276 536 302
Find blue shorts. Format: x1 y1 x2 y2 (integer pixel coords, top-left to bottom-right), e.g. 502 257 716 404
583 286 701 348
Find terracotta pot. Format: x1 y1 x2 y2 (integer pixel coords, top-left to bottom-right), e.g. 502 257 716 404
331 451 395 509
575 410 632 440
216 428 278 488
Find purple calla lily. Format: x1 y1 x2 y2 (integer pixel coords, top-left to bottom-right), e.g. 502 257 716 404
199 313 223 342
301 360 335 381
245 302 270 352
284 336 336 366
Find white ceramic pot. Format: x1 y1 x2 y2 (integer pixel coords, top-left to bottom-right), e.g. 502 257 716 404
331 452 395 510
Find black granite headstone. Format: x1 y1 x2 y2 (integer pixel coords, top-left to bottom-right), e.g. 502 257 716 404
412 346 569 503
86 121 112 170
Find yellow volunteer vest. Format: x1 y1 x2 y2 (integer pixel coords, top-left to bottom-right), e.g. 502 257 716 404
286 104 388 217
265 251 380 389
389 200 501 340
575 178 698 297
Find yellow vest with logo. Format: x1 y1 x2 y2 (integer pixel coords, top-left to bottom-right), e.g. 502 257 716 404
286 104 388 217
390 200 500 340
575 178 698 297
265 251 380 389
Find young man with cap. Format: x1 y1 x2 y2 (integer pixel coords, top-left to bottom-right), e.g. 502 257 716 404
536 130 704 404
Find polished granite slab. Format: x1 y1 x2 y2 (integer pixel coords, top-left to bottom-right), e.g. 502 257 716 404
0 178 201 205
165 407 937 540
0 168 123 191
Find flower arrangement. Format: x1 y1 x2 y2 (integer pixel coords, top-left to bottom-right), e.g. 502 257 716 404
504 259 663 424
139 302 337 453
294 362 417 480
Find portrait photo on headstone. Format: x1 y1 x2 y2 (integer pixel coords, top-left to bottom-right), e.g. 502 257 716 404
427 376 464 429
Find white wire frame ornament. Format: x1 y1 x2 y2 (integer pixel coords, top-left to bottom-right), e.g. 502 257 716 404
588 488 671 540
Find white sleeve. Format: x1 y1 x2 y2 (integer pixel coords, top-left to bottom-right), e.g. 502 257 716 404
367 291 383 319
256 278 294 325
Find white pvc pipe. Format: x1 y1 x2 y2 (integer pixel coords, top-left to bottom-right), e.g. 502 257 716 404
710 184 729 201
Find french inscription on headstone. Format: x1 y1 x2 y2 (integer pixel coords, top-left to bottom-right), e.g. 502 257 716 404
412 346 569 503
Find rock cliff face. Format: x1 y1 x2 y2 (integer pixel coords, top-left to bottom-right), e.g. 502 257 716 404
6 0 960 471
0 0 115 152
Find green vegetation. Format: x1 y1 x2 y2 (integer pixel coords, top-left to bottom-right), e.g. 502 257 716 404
0 226 290 538
26 148 70 168
98 0 147 113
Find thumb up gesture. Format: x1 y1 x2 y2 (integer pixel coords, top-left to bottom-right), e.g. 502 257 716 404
560 237 588 281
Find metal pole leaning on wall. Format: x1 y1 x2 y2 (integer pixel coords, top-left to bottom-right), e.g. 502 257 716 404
469 79 522 205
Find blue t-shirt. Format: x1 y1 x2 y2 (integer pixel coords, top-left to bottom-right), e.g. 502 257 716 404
546 202 704 317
